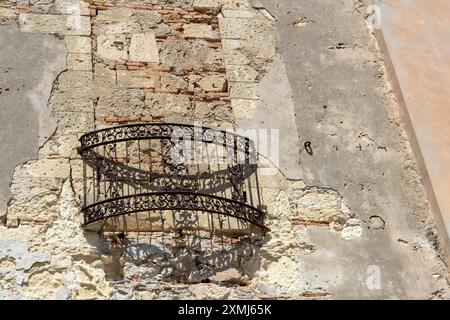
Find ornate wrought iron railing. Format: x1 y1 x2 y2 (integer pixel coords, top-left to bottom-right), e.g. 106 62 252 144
78 123 267 235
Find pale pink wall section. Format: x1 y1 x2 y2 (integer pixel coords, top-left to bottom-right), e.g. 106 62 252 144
376 0 450 258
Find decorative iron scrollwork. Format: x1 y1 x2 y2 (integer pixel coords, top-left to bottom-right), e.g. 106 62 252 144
79 123 267 233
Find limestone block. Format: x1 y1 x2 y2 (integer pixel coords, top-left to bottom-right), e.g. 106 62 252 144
96 89 147 117
219 18 275 59
97 35 128 61
57 71 92 91
221 0 252 10
183 24 220 41
160 73 189 91
160 38 223 68
65 36 91 54
50 97 93 113
222 39 251 64
94 64 116 87
341 219 363 240
222 9 258 18
231 99 257 119
0 7 15 20
53 111 95 134
145 93 191 118
194 101 233 123
117 70 158 88
14 159 70 179
19 13 91 36
229 82 259 99
219 18 274 39
7 177 65 222
95 8 162 35
226 65 259 82
24 270 64 300
291 192 344 223
209 268 242 283
197 75 227 92
54 0 90 16
38 134 79 159
67 53 92 71
193 0 222 11
129 33 159 63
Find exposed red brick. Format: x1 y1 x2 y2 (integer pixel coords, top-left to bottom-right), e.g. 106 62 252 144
103 115 141 124
291 219 330 226
126 62 144 67
155 88 179 94
147 64 171 72
208 42 221 49
16 5 30 13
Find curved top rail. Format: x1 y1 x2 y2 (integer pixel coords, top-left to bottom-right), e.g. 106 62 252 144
79 122 256 157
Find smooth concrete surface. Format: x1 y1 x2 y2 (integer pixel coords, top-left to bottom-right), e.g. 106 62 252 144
375 0 450 258
238 54 301 179
260 0 449 298
0 22 66 219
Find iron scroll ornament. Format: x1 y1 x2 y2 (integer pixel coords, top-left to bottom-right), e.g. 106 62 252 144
78 123 267 232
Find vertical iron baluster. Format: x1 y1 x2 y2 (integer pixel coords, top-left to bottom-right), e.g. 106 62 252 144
148 138 153 237
82 157 87 207
204 137 214 249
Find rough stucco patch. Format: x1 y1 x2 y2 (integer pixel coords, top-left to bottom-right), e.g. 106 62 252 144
237 54 301 179
0 23 66 220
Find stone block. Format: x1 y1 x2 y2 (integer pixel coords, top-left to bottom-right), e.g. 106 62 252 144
0 7 15 20
194 101 233 124
57 71 92 91
193 0 222 11
209 268 242 284
160 73 189 91
14 159 70 179
97 35 128 61
219 17 275 59
222 39 251 64
197 75 227 92
129 33 159 63
38 134 80 159
226 65 259 82
53 111 95 135
65 36 91 54
222 9 258 18
19 13 91 36
183 24 220 41
117 70 159 88
160 38 223 69
221 0 252 10
231 99 257 119
50 97 93 113
94 64 116 87
96 89 148 117
54 0 90 16
229 82 259 99
95 8 162 35
291 192 344 223
67 53 92 71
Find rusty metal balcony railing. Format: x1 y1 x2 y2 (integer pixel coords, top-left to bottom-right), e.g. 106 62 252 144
78 123 267 235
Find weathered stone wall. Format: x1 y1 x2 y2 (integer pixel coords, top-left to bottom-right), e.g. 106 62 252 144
0 0 449 299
